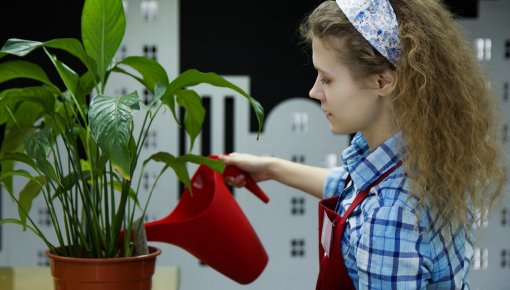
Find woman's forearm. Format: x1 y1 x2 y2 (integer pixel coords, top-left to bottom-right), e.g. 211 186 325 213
266 157 331 199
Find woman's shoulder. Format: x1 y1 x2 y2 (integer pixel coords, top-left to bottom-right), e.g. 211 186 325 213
361 167 427 223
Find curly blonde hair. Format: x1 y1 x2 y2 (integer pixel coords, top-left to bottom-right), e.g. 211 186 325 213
300 0 506 231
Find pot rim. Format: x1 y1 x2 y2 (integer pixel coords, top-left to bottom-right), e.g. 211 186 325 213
45 245 161 263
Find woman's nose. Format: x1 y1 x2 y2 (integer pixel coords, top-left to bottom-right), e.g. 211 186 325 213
309 77 324 101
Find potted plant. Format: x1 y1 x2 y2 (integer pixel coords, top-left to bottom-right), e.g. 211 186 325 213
0 0 264 288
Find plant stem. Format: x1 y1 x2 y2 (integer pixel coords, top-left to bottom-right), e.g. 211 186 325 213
135 103 164 166
109 163 116 254
51 136 73 250
110 179 131 257
103 169 111 249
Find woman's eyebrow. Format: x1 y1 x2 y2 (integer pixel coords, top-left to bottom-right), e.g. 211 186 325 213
314 65 331 75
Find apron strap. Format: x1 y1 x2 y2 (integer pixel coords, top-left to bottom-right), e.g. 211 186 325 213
340 160 403 222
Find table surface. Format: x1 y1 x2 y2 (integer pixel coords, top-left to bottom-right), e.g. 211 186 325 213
0 266 180 290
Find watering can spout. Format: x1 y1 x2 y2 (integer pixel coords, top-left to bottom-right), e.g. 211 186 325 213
143 155 270 284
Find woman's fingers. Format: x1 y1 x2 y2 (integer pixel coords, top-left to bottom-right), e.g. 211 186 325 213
225 174 246 188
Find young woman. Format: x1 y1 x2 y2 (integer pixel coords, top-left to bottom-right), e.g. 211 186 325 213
220 0 505 289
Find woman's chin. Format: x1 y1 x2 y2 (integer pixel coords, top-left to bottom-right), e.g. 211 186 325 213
329 124 356 136
329 127 347 135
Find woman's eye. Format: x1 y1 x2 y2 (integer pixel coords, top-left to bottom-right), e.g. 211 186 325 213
320 78 330 85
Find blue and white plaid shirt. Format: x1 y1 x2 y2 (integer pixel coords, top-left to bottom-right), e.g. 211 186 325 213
324 132 473 289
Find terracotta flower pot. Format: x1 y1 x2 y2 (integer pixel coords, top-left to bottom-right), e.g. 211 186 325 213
46 246 161 290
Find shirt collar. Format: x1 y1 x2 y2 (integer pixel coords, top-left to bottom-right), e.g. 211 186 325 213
342 131 403 191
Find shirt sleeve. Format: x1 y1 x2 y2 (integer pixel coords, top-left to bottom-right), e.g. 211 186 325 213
323 166 348 199
356 205 432 289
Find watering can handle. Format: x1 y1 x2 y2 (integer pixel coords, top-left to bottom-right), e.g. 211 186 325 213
210 155 270 203
223 165 270 203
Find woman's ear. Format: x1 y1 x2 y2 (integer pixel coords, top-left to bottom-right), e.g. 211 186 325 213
375 69 398 96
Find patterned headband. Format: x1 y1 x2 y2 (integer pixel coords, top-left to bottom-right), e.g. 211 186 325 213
335 0 402 66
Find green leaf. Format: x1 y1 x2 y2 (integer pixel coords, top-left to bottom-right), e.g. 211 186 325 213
82 0 126 84
76 71 97 112
0 104 7 124
0 86 56 114
80 159 92 172
0 61 54 87
0 218 24 226
144 153 225 192
79 129 107 177
0 125 35 192
175 89 205 151
114 56 169 94
22 128 59 182
79 70 97 93
0 169 39 183
88 91 140 180
110 66 145 87
18 176 46 230
23 129 52 160
11 102 44 128
53 171 91 200
155 82 178 124
0 152 37 170
51 55 80 100
165 69 265 138
0 218 41 240
54 172 80 196
0 216 46 244
0 38 43 57
178 154 225 173
0 89 52 126
0 160 14 192
45 110 69 137
0 169 42 200
44 38 97 74
144 152 191 191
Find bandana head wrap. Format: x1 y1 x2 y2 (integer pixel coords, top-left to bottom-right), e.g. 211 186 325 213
335 0 402 66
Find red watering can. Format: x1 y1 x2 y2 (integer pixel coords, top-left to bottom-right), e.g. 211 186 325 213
143 155 269 284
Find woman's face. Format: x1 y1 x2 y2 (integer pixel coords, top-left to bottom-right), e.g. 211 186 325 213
309 37 384 136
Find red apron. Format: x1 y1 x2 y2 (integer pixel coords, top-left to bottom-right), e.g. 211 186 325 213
316 162 402 290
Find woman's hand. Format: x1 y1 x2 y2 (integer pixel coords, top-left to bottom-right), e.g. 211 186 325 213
218 153 273 188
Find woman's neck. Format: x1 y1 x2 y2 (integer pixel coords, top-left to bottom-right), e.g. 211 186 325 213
363 127 398 150
362 109 398 150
